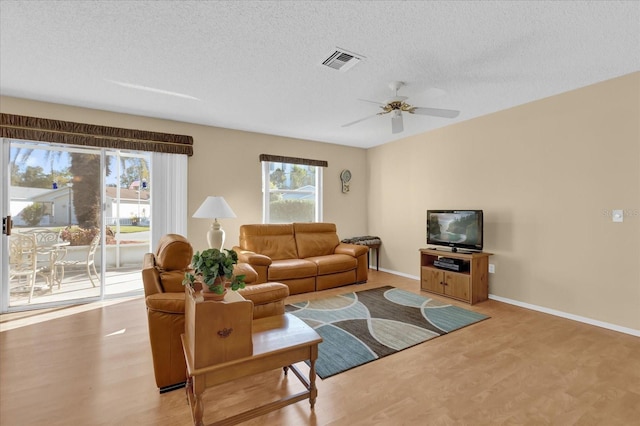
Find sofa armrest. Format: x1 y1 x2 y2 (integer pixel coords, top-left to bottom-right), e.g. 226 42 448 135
233 262 258 284
144 292 187 390
145 292 186 315
239 282 289 319
233 247 272 283
334 243 368 258
233 247 272 266
239 282 289 305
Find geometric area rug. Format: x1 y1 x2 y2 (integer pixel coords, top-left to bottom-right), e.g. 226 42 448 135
285 285 489 379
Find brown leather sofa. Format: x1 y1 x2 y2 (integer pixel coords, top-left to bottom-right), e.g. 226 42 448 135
142 234 289 392
233 222 368 295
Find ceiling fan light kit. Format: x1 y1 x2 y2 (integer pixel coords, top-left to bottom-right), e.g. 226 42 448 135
342 81 460 134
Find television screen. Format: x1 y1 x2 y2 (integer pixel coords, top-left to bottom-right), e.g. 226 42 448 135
427 210 483 251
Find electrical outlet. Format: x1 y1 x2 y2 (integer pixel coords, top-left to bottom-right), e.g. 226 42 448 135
489 264 495 274
612 209 624 223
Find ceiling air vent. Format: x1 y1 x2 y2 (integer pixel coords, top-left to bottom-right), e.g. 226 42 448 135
321 48 365 72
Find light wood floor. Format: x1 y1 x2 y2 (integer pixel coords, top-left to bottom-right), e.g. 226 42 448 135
1 271 639 425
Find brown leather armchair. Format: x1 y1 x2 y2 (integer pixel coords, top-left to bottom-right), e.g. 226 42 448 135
142 234 289 392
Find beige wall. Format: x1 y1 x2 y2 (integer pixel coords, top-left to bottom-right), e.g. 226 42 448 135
368 72 640 330
2 72 638 331
185 127 368 249
0 96 369 250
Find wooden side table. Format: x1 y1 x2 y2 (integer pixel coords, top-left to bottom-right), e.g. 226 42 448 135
182 288 322 425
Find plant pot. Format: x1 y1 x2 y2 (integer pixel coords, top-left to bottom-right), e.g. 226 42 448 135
202 287 227 301
201 277 227 301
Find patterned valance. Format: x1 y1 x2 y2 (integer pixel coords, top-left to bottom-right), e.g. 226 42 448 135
259 154 327 167
0 113 193 156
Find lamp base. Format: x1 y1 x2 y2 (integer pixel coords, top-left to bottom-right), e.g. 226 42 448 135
207 219 225 250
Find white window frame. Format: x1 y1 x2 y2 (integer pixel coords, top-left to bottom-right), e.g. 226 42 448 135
261 161 323 223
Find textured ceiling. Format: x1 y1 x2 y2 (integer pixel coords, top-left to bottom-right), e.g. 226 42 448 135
1 1 638 149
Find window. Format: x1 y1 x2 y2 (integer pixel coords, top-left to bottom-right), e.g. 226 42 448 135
261 156 325 223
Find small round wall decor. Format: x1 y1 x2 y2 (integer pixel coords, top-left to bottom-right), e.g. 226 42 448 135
340 169 351 193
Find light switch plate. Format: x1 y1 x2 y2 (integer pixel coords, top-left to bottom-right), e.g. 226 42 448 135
612 209 623 222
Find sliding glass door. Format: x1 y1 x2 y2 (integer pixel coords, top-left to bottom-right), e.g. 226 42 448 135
1 139 151 312
103 149 151 297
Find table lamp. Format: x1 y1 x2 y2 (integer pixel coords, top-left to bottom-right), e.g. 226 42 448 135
192 196 237 250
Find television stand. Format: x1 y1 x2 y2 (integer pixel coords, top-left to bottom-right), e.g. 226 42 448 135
419 248 493 305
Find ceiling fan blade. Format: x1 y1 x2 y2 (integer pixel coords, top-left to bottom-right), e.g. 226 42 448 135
342 113 380 127
391 111 404 134
411 107 460 118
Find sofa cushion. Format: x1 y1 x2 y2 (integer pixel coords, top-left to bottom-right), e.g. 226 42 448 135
294 222 340 258
159 270 186 293
268 259 317 281
306 254 357 275
239 224 298 260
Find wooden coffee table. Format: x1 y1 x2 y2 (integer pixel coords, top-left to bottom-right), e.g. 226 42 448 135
181 313 322 426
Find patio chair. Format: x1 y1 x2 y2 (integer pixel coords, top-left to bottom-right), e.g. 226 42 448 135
53 233 101 288
9 233 44 303
22 229 64 289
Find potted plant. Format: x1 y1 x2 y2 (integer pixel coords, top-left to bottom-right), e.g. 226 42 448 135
182 248 246 300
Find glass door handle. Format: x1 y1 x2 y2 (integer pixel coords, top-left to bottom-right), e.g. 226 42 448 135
2 216 11 236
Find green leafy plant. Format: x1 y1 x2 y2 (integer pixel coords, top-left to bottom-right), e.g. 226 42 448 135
182 248 246 294
22 203 46 226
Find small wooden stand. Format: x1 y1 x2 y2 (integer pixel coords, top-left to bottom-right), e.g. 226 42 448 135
184 287 254 370
182 287 323 426
419 248 493 305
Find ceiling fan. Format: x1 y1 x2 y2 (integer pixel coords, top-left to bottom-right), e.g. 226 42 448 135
342 81 460 134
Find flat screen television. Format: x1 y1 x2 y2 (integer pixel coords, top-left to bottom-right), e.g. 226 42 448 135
427 210 483 252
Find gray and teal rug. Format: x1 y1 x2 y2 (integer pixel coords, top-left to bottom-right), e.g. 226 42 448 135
285 286 489 379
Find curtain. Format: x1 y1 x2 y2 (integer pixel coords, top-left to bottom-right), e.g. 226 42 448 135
0 113 193 156
259 154 327 167
150 152 188 250
0 113 192 250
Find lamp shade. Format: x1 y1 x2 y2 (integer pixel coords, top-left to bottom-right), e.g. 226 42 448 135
193 196 236 219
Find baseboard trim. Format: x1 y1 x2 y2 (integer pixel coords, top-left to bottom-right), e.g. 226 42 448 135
376 268 640 337
488 294 640 337
377 267 419 280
